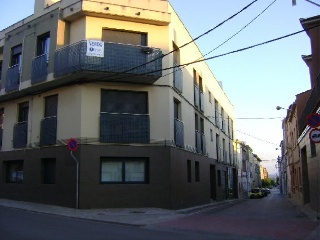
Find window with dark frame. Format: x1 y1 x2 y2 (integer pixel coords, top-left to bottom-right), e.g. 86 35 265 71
5 160 24 183
187 160 191 182
45 95 58 118
310 140 316 157
0 108 4 147
18 102 29 123
10 44 22 68
217 170 221 187
102 29 147 46
0 60 2 81
100 157 148 184
195 161 200 182
37 32 50 57
42 158 56 184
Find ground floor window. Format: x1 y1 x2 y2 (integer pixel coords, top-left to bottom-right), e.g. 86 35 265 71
100 157 149 184
5 160 23 183
42 158 56 184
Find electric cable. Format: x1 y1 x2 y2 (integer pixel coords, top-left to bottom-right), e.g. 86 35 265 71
163 0 278 79
140 22 320 76
237 129 279 146
101 0 260 80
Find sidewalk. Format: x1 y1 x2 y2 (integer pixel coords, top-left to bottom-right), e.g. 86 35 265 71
286 198 320 240
0 198 240 226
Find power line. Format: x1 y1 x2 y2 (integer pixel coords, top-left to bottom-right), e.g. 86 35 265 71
237 129 279 146
163 0 278 78
154 22 320 74
236 117 284 119
101 0 260 81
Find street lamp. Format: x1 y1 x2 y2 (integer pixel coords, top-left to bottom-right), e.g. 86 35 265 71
276 106 292 111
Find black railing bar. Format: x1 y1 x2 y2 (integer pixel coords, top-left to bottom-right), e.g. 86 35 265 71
174 118 184 124
41 116 57 120
15 121 27 125
100 112 149 116
55 40 160 52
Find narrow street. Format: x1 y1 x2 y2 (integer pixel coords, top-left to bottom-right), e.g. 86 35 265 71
149 188 319 239
0 188 319 240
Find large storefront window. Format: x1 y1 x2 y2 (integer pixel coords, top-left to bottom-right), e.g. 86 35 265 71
6 160 23 183
101 158 148 184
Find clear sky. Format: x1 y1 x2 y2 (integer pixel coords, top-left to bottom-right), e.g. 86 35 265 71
1 0 319 174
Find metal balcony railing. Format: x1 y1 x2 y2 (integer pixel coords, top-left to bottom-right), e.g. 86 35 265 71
194 85 199 108
40 116 57 146
54 40 162 84
223 150 228 163
5 65 20 92
32 54 48 84
100 112 150 144
195 130 206 154
173 64 183 93
13 121 28 148
174 118 184 148
200 91 204 112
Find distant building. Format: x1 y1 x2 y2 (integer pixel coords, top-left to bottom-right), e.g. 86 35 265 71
0 0 237 209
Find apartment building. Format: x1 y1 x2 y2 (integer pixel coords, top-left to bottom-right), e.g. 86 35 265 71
0 0 236 209
280 15 320 214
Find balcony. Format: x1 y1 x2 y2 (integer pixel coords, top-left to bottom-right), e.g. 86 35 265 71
5 65 20 92
54 40 162 85
173 64 183 93
100 112 150 144
40 116 57 146
32 54 48 84
13 121 28 148
174 118 184 148
195 130 206 154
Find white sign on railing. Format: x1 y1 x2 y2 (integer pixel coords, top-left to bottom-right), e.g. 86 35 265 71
86 40 104 57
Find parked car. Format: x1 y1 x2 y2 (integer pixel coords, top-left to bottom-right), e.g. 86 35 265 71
250 188 264 198
261 188 268 197
265 188 271 194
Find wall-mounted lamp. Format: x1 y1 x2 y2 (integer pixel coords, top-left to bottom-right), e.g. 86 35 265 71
104 7 109 10
136 12 141 16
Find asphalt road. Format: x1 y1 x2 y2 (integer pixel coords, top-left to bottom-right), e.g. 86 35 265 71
0 188 318 240
150 188 319 239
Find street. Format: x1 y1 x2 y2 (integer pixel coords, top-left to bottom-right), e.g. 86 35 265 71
0 188 319 240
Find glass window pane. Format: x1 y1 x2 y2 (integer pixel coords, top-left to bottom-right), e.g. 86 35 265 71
101 161 122 182
125 161 145 182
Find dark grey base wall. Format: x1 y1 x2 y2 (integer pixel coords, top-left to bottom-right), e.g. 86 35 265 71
0 145 237 209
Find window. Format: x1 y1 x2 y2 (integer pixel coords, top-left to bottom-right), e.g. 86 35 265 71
101 90 148 114
42 158 56 184
310 140 316 157
0 108 4 147
195 161 200 182
210 129 213 141
209 91 212 103
10 44 22 68
187 160 191 182
102 29 147 46
18 102 29 122
174 99 180 120
6 160 23 183
0 60 2 81
37 32 50 61
45 95 58 117
101 158 148 183
217 170 221 187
